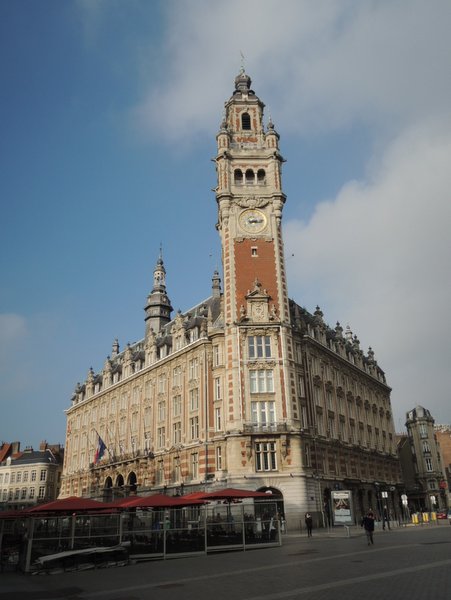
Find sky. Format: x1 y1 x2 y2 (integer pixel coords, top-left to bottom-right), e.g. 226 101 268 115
1 0 450 448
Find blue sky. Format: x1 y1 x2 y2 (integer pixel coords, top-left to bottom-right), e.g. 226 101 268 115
1 0 451 448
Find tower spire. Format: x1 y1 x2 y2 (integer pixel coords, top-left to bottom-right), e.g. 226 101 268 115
144 251 173 336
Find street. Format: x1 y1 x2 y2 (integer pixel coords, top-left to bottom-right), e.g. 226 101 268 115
1 522 451 599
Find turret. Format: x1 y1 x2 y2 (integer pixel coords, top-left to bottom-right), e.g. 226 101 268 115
144 252 173 336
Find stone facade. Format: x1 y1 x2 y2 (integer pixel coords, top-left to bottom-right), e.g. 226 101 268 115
61 71 402 529
398 407 448 511
0 441 64 510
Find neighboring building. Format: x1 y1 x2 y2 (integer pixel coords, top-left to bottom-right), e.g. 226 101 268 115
0 441 64 510
434 424 451 507
61 70 402 529
398 406 448 512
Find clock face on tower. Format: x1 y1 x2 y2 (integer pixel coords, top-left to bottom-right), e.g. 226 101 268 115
239 209 267 234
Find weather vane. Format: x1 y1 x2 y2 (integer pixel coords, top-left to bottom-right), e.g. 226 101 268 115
240 50 245 73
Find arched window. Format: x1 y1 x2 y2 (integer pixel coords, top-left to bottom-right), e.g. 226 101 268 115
257 169 266 183
245 169 254 184
241 112 251 130
234 169 243 184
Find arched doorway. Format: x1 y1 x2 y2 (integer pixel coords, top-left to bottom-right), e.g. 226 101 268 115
127 471 137 494
256 487 285 520
103 476 113 502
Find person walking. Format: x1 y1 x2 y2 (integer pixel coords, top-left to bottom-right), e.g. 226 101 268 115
305 512 313 537
361 510 375 545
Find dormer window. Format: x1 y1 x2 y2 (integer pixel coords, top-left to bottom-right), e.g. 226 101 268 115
241 112 251 130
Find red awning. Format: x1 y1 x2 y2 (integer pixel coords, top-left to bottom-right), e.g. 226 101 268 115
27 496 106 513
198 488 272 500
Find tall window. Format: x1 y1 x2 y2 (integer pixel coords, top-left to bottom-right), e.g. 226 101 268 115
158 401 166 421
190 416 199 440
38 486 46 499
251 401 275 425
173 395 182 417
189 358 199 380
215 407 222 431
214 377 222 400
157 460 164 484
241 112 251 130
425 457 433 472
419 423 428 438
248 336 271 359
173 422 182 445
249 370 274 393
189 388 199 411
213 345 222 366
255 442 277 471
158 374 167 394
157 427 166 448
172 366 182 387
191 453 199 479
216 446 223 470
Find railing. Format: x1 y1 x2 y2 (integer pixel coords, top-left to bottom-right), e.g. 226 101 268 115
243 422 289 434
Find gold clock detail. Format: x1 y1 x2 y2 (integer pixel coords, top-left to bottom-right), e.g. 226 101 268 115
239 209 267 233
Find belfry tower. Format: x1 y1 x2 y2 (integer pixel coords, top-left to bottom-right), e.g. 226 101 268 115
215 70 294 436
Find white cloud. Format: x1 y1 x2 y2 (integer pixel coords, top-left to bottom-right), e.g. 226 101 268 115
133 0 451 141
284 115 451 427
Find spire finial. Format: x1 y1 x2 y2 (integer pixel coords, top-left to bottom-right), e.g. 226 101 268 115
240 50 245 73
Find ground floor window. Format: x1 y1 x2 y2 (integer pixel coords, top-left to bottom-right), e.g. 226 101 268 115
255 441 277 472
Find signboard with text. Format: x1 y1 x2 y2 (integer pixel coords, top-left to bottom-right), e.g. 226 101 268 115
331 490 353 524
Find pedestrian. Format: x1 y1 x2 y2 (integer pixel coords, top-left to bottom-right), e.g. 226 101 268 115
361 510 375 545
382 505 391 530
305 512 313 537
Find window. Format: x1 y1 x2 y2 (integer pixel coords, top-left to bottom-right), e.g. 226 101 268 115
191 453 199 479
214 377 222 400
255 442 277 471
157 427 166 448
38 486 46 499
173 422 182 445
328 417 336 438
234 169 243 184
10 473 15 484
249 369 274 393
158 401 166 421
40 470 47 482
215 407 222 431
173 395 182 417
213 345 222 367
304 443 311 467
189 388 199 411
172 366 182 387
158 374 167 394
245 169 254 184
172 457 181 482
189 358 199 380
251 401 275 425
419 423 428 438
156 460 164 484
251 247 258 257
21 488 27 500
29 488 35 499
422 440 431 453
31 471 36 482
248 336 271 359
216 446 223 470
257 169 266 183
14 488 20 500
425 457 433 472
301 404 308 429
241 112 251 130
190 416 199 440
